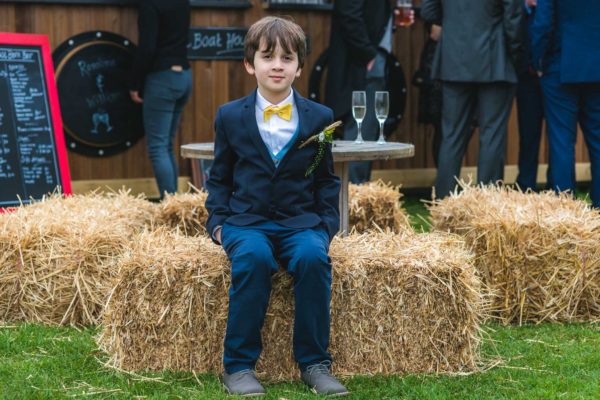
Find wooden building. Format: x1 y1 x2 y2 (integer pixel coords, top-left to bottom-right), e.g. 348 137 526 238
0 0 590 197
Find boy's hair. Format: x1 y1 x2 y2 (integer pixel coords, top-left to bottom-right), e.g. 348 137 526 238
244 16 307 69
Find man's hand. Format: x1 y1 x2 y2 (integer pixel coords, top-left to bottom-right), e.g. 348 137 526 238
525 0 537 7
367 58 376 71
129 90 143 104
430 24 442 42
407 9 416 26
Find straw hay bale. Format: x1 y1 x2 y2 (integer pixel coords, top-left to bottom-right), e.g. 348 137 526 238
348 180 410 233
0 191 158 326
155 181 409 237
155 191 208 236
98 228 483 379
430 184 600 324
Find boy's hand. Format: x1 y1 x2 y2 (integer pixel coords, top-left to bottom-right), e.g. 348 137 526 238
214 226 222 244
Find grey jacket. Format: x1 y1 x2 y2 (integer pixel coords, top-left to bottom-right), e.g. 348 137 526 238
421 0 524 83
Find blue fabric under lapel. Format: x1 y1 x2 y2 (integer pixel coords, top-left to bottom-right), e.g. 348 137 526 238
268 124 300 167
242 91 276 173
272 90 311 177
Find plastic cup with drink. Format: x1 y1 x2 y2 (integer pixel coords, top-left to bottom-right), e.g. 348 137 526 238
394 0 414 27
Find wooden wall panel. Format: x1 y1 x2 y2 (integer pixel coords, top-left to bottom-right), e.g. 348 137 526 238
0 1 590 184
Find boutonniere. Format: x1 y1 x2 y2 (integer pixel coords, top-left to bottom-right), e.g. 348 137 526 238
298 121 342 177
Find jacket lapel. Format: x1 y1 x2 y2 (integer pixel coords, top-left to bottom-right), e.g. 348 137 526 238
242 90 276 172
272 91 312 176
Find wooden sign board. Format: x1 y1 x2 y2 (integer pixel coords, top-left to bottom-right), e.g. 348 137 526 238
0 33 71 210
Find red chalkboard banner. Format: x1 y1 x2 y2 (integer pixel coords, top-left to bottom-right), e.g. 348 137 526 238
0 33 72 211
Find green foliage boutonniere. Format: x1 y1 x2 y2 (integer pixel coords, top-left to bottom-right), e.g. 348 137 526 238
299 121 342 177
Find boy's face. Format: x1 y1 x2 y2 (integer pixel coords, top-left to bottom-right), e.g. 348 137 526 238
245 39 302 102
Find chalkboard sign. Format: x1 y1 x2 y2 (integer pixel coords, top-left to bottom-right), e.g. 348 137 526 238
0 33 71 209
53 31 143 157
187 27 311 60
188 27 247 60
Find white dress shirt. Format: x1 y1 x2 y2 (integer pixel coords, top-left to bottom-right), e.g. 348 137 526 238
255 89 299 156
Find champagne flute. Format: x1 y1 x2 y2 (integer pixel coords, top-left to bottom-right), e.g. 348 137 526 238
352 91 367 144
374 91 389 145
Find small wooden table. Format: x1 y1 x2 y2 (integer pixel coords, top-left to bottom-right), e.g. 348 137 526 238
181 140 415 236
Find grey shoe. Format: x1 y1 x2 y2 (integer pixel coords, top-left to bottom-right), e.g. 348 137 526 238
301 361 349 397
223 369 265 397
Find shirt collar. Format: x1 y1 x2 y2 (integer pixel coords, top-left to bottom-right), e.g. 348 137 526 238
256 88 295 111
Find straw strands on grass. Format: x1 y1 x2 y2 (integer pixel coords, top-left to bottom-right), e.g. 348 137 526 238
349 180 410 233
98 228 483 380
429 183 600 324
155 191 208 236
0 191 158 326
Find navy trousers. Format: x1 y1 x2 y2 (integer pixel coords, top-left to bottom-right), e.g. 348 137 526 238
516 72 547 191
220 221 332 374
143 68 192 198
540 72 600 207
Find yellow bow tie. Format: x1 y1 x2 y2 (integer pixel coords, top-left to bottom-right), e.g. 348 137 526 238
263 103 292 122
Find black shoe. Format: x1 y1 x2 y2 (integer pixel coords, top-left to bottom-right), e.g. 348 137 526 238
223 369 265 397
301 361 349 397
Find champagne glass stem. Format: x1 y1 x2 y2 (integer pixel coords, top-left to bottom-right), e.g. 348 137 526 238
377 121 386 144
355 121 364 144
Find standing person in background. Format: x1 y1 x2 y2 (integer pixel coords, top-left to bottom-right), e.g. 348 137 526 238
531 0 600 207
129 0 192 199
515 0 548 191
421 0 523 198
412 23 443 167
325 0 413 184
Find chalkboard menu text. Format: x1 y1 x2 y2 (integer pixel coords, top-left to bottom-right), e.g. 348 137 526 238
188 27 247 60
0 33 71 209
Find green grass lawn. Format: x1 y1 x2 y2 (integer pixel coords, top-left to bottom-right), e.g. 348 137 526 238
1 323 598 399
1 194 598 399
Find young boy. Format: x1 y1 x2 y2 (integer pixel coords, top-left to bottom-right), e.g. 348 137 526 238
205 16 347 397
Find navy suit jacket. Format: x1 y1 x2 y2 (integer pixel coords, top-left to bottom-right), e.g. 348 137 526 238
531 0 600 83
205 89 341 244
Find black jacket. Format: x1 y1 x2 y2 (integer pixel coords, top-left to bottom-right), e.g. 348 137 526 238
421 0 523 83
205 90 341 244
130 0 190 91
324 0 392 119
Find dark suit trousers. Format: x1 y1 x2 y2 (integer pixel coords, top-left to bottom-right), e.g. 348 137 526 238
516 72 547 191
540 72 600 207
435 82 516 198
220 221 332 374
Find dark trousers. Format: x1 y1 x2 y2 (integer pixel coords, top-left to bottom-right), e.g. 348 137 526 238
540 72 600 207
143 68 192 198
220 221 332 374
435 81 516 198
516 72 547 191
